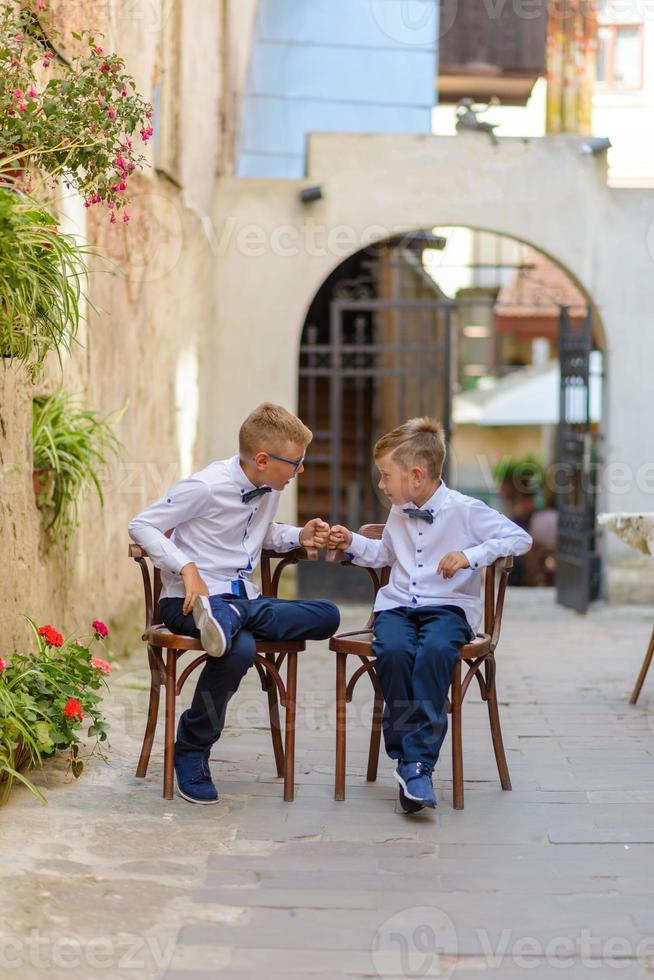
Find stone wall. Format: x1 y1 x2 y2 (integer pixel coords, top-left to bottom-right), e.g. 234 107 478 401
0 0 256 652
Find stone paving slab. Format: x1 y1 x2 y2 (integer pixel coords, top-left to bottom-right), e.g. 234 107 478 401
1 588 654 979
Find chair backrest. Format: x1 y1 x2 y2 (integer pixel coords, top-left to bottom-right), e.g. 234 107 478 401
355 523 513 649
128 533 173 631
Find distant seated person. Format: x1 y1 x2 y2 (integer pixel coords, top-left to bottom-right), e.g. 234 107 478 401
498 471 538 586
525 490 557 587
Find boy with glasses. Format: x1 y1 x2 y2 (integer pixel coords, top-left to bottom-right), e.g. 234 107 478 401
128 402 339 804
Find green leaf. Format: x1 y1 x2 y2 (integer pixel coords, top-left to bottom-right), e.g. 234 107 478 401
34 721 53 749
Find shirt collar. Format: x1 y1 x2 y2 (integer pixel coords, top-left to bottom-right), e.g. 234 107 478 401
409 478 449 515
228 454 257 492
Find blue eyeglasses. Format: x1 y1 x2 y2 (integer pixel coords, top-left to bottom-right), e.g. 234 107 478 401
255 451 306 472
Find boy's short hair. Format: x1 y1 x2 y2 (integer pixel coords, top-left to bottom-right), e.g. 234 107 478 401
374 417 446 480
239 402 313 457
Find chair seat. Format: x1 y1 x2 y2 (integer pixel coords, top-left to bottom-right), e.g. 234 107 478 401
329 628 491 659
143 625 305 654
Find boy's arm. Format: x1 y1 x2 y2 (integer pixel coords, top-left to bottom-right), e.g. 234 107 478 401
330 524 396 568
461 499 533 571
263 517 331 552
262 522 302 553
128 477 211 574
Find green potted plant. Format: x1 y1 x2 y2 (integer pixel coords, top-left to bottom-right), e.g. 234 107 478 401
32 387 126 538
0 187 89 376
0 617 112 804
492 453 545 503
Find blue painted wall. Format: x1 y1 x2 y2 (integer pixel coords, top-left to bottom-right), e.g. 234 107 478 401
237 0 439 178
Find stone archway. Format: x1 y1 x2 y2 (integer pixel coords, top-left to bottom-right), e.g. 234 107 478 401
207 132 654 599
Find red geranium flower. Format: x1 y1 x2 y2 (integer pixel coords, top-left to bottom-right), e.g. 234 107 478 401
92 619 108 638
38 624 64 647
0 658 6 673
63 698 83 721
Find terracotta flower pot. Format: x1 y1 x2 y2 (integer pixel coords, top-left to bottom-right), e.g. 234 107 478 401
0 742 30 785
33 467 55 509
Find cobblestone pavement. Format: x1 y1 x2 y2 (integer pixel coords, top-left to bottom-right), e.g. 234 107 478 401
2 588 654 979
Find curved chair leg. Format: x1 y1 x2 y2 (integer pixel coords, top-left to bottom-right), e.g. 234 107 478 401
367 689 383 783
283 652 297 802
163 649 178 800
451 659 464 810
265 653 285 778
136 646 162 778
485 656 512 791
630 623 654 704
335 653 347 801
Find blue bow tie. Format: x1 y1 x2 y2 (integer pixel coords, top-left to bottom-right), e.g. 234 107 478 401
242 485 272 504
403 507 434 524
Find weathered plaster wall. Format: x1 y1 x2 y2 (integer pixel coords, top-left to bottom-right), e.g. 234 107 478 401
0 0 241 651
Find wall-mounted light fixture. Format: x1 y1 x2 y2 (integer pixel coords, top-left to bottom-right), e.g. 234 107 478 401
580 137 612 156
299 185 323 204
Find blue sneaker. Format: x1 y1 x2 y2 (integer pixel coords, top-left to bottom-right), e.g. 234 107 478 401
175 751 219 804
192 595 232 658
394 761 437 809
398 785 425 814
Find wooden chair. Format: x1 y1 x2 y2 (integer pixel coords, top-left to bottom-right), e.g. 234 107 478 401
328 525 514 809
629 623 654 704
129 536 318 802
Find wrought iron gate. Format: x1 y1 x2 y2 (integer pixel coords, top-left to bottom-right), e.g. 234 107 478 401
299 298 453 529
556 304 602 612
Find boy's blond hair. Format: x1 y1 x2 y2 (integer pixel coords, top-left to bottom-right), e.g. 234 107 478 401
374 417 446 480
239 402 313 457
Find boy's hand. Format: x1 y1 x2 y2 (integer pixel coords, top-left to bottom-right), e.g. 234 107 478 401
436 551 470 580
300 518 331 549
181 562 210 615
327 525 353 551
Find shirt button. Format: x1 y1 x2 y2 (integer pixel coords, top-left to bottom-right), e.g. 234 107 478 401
418 564 423 568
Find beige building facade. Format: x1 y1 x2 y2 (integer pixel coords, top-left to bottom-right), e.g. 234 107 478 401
3 5 654 652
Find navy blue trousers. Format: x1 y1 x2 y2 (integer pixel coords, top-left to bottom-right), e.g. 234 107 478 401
159 590 340 755
372 604 474 767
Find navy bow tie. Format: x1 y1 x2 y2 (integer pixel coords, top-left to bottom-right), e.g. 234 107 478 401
403 507 434 524
242 485 272 504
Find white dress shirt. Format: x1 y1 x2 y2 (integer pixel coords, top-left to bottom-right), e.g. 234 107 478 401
345 480 532 633
128 455 302 601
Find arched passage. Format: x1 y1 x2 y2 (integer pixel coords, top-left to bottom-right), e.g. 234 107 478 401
296 225 606 610
209 132 654 604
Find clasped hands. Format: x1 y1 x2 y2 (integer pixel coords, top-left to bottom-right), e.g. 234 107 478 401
300 520 470 579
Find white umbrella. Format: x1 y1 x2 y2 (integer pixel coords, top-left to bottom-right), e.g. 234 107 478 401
453 353 602 427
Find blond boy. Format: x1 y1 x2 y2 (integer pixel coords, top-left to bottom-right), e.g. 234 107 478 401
129 403 340 804
328 418 531 812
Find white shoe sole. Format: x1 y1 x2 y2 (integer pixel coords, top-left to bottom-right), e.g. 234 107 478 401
175 779 219 805
192 595 227 658
394 768 437 809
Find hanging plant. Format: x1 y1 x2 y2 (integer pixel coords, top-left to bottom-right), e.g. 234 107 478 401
32 387 126 539
0 1 153 223
0 186 89 375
